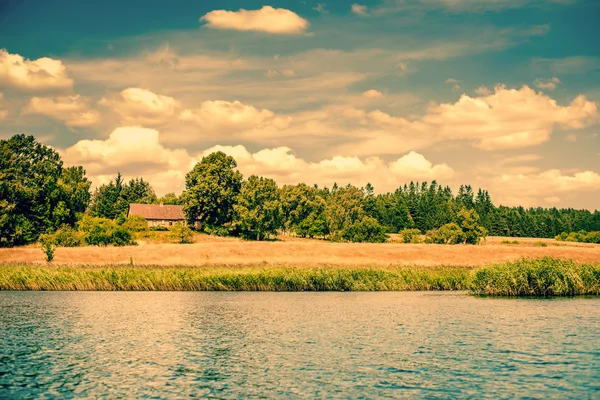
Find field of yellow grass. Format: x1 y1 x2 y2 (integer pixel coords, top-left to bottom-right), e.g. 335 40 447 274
1 235 598 267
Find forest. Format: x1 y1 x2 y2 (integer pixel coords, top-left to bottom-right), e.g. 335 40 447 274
1 134 599 248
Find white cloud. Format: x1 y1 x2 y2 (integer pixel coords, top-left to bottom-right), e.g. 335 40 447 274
0 49 73 91
0 93 7 120
61 127 454 195
493 169 600 207
445 78 459 84
24 95 99 127
200 6 309 34
534 77 560 91
351 4 369 15
338 85 599 154
474 86 491 96
99 88 180 126
180 100 291 136
362 89 383 99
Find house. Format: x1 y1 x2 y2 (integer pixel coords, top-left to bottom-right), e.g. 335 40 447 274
127 203 190 228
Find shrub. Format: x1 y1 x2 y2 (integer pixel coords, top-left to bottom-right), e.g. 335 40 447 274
169 222 194 244
52 225 83 247
501 240 519 245
39 234 56 262
77 215 136 246
399 228 422 244
532 241 548 247
555 230 600 244
122 215 149 232
341 216 388 243
150 225 169 231
426 223 465 245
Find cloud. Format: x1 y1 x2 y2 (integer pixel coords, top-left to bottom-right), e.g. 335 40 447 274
61 126 196 194
0 93 7 120
493 169 600 207
351 4 369 15
99 88 180 126
531 57 600 76
534 77 560 91
474 86 491 96
61 127 454 195
180 100 292 136
24 95 99 127
200 6 309 35
337 85 599 154
445 78 459 84
313 3 328 14
362 89 383 99
0 49 73 91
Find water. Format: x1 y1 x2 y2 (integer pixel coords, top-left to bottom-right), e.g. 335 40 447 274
0 292 598 399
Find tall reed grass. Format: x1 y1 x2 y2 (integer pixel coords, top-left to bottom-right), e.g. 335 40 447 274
0 258 598 296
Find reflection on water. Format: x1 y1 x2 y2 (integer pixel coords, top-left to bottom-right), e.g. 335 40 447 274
1 292 599 398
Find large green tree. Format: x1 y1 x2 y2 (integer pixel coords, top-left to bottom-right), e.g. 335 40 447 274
233 175 283 240
0 135 89 246
181 152 243 232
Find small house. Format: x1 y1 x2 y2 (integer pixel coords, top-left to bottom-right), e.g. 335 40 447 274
127 203 189 228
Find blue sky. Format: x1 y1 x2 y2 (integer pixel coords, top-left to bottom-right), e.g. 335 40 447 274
0 0 599 208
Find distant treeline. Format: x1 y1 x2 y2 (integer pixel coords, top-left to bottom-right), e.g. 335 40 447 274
1 134 599 247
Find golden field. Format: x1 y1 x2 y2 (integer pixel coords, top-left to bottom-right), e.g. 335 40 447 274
1 234 598 267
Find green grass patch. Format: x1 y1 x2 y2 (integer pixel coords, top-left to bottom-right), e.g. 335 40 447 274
0 258 598 296
501 240 520 245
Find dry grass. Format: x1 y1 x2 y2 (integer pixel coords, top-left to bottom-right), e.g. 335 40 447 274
1 235 598 268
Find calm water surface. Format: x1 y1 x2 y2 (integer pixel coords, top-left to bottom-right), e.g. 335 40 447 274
0 292 599 399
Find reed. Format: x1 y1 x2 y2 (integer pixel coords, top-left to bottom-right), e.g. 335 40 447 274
0 258 598 296
470 257 600 297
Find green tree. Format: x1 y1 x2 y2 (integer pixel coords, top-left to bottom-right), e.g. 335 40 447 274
456 208 488 244
233 175 283 240
157 192 182 205
168 222 194 244
182 152 243 232
280 183 328 238
325 185 365 239
342 216 388 243
0 135 65 246
58 166 92 224
89 174 157 219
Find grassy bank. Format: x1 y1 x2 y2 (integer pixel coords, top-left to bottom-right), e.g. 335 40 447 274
0 258 598 296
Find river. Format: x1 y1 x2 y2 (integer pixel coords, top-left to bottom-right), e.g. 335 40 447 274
1 292 598 398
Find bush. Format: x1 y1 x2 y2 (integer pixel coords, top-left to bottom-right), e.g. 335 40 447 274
39 234 56 262
51 225 83 247
122 215 149 232
426 223 465 245
555 230 600 244
150 225 169 231
169 222 194 244
399 228 422 244
77 215 136 246
341 216 388 243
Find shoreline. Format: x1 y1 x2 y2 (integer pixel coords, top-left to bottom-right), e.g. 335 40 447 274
1 258 598 296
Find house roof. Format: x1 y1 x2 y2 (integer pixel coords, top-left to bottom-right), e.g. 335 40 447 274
128 204 186 220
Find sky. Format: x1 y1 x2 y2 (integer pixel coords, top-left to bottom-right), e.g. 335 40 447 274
0 0 599 209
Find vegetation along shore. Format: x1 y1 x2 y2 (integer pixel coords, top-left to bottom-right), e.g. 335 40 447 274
1 258 599 297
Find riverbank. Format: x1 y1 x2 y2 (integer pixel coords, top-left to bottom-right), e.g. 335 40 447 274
1 258 598 296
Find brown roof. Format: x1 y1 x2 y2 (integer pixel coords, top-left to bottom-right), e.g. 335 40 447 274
128 204 186 221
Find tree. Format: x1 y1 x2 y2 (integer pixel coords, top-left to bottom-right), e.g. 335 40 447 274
233 176 283 240
325 185 365 238
58 166 92 224
456 208 488 244
181 152 243 232
157 192 182 205
280 183 328 238
89 174 157 219
0 135 65 246
342 216 388 243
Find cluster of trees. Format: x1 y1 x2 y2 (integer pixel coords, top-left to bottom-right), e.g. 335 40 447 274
555 231 600 244
2 134 600 247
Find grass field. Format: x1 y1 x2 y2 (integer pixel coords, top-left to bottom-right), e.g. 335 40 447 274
1 234 598 268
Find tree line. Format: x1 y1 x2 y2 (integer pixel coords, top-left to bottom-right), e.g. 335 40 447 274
1 134 599 247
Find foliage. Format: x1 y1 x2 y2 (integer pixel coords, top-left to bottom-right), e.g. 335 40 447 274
157 192 182 205
426 223 466 244
47 225 83 247
325 185 366 237
168 222 194 244
399 228 422 244
341 216 388 243
471 258 600 296
2 258 596 297
122 215 149 232
233 175 283 240
181 152 243 232
280 183 328 238
456 208 488 244
40 240 56 263
77 215 135 246
89 174 157 219
150 225 169 232
0 135 90 247
555 231 600 244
